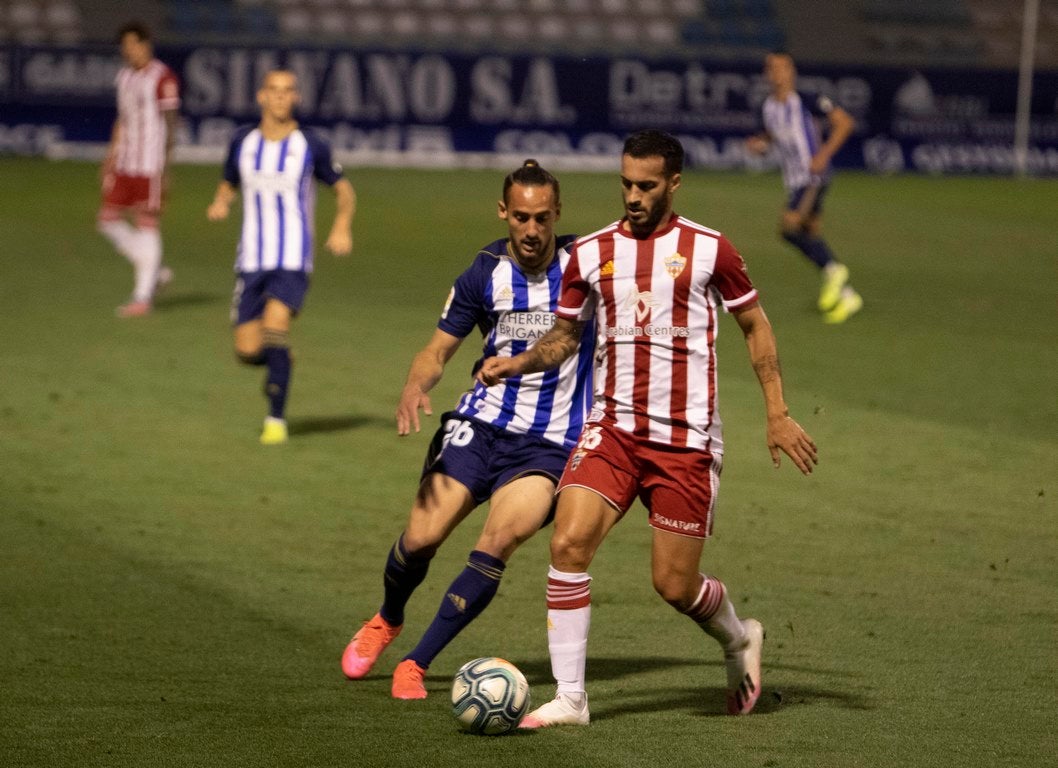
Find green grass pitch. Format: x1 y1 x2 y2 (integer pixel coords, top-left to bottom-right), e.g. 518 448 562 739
1 156 1055 767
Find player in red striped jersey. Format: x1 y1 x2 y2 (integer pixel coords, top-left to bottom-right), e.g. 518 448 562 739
96 22 180 318
478 130 818 726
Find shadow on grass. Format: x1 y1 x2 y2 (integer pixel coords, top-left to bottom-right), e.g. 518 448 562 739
514 655 873 719
288 413 392 436
154 291 227 310
585 683 873 721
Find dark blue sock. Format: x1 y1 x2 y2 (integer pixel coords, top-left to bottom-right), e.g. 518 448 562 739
804 236 836 270
263 345 291 419
405 550 506 669
782 230 834 270
379 536 431 627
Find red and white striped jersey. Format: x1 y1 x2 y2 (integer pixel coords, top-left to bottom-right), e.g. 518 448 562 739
113 59 180 176
557 214 758 452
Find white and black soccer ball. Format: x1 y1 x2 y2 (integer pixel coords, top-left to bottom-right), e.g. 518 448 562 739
450 657 531 735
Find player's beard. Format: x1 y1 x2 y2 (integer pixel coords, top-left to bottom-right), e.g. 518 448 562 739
512 235 552 273
625 202 665 239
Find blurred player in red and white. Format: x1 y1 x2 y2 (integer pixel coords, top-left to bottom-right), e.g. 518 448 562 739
96 21 179 318
478 130 818 727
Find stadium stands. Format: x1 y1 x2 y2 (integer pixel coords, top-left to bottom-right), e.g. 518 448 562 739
265 0 706 54
0 0 83 43
858 0 984 67
3 0 1053 71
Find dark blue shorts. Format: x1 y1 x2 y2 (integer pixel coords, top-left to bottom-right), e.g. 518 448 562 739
231 270 310 326
786 183 829 216
422 412 572 507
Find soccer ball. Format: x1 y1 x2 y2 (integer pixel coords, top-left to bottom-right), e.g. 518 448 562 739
450 657 531 735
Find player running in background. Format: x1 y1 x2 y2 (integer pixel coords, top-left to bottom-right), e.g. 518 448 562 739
341 160 595 700
478 130 817 726
207 69 355 445
746 52 862 324
96 21 179 318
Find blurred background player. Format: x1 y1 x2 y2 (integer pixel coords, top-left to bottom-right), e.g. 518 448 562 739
96 21 179 318
746 52 863 324
478 130 818 727
206 69 355 445
341 160 595 700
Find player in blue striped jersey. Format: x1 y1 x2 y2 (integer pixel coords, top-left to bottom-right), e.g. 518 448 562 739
747 52 863 324
342 160 595 700
207 70 355 444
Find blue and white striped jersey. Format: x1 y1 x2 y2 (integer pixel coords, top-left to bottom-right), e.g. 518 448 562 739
439 236 595 450
222 125 344 273
761 90 837 191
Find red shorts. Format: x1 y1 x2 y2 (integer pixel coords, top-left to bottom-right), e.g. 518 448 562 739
557 420 722 539
101 172 165 218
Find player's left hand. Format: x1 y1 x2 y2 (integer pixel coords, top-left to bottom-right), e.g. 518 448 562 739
767 414 817 475
326 229 353 257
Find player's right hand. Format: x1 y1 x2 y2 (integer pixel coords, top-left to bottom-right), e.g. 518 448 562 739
767 414 818 475
396 389 432 436
745 135 769 155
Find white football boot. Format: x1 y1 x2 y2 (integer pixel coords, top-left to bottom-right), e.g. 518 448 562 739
725 618 765 715
519 692 590 728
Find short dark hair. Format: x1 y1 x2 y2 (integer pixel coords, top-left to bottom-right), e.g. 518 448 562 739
623 130 684 176
502 159 560 206
117 21 151 43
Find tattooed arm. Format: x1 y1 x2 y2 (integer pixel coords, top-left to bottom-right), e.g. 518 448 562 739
733 303 818 474
476 317 585 386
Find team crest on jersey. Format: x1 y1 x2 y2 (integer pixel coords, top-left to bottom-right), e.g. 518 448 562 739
599 260 614 277
664 253 687 278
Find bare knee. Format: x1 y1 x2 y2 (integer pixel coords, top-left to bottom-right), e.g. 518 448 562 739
475 529 525 562
549 530 596 572
234 322 263 364
235 347 265 365
779 221 801 239
653 577 699 612
399 531 441 560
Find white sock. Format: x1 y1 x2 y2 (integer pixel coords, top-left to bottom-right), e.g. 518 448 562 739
545 565 591 699
98 219 137 261
688 574 747 652
130 227 162 303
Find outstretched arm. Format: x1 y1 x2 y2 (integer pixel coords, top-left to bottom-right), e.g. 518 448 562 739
325 179 355 256
396 328 464 435
733 303 817 474
476 317 585 386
